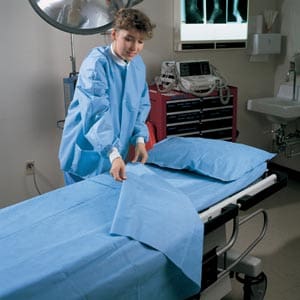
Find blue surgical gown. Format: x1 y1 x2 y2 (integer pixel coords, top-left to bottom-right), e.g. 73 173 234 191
58 45 150 178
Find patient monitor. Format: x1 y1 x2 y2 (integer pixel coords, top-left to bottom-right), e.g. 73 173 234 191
157 60 230 103
176 60 218 91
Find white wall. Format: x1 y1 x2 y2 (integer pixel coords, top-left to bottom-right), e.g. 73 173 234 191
0 2 106 207
0 0 282 208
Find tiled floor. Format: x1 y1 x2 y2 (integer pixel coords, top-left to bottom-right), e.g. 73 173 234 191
223 177 300 300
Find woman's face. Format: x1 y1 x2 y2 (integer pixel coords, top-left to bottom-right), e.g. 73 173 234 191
111 29 145 61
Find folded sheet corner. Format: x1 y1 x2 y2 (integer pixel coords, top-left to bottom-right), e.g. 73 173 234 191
110 163 204 288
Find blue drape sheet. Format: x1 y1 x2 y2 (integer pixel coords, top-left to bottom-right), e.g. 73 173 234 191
110 164 203 286
146 162 268 212
0 163 203 300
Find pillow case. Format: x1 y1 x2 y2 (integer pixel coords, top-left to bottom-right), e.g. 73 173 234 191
147 137 276 181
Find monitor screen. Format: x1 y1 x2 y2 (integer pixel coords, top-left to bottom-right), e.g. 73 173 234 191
174 0 249 51
178 61 211 76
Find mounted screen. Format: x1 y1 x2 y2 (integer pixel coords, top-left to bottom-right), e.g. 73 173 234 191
174 0 249 51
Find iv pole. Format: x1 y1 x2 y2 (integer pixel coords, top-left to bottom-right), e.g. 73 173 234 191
57 33 79 128
69 33 77 76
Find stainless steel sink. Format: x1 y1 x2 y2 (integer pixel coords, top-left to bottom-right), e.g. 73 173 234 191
247 85 300 123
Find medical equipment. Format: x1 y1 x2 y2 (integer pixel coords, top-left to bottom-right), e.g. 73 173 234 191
62 34 78 116
149 85 237 142
63 74 78 115
176 60 218 92
28 0 143 35
155 60 231 103
0 123 287 300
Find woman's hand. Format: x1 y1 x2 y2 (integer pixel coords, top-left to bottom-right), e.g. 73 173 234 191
110 157 127 181
132 143 148 164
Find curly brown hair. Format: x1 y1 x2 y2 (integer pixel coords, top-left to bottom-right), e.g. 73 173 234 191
113 8 155 39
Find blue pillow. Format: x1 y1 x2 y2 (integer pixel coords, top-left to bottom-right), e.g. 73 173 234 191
147 137 276 181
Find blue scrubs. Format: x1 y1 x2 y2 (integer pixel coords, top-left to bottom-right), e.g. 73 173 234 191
58 45 150 181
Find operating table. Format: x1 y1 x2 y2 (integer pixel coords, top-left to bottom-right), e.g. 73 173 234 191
196 168 286 300
0 136 287 300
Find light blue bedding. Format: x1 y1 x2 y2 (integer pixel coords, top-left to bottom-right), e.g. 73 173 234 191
0 164 203 300
146 162 268 212
147 137 275 181
110 164 203 284
0 162 266 300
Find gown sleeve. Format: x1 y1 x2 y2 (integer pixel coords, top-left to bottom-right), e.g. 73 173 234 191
75 56 120 156
130 76 151 145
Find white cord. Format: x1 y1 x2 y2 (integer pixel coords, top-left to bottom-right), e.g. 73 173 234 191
218 85 231 105
32 165 42 195
210 64 231 104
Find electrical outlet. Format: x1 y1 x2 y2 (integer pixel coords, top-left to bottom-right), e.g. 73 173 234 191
25 160 35 175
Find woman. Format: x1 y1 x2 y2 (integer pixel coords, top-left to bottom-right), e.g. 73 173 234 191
59 8 155 184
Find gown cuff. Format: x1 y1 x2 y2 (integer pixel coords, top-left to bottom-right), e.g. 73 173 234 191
136 137 145 144
109 147 121 164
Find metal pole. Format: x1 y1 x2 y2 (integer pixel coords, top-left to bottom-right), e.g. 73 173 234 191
70 33 76 75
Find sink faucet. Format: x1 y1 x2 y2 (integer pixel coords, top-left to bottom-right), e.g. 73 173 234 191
286 61 297 100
